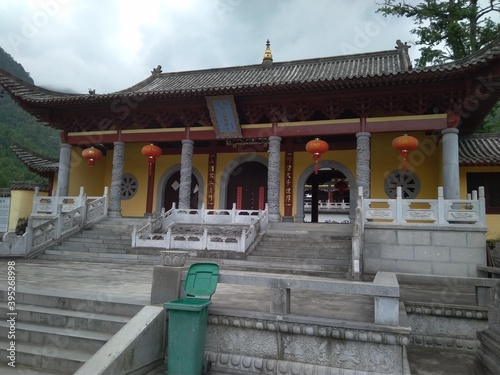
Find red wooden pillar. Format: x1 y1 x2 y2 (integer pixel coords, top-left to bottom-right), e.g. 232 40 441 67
145 163 156 215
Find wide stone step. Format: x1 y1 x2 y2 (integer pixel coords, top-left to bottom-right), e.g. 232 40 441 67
67 237 131 245
0 321 112 352
72 231 132 240
0 338 91 373
0 302 129 333
39 250 161 265
254 242 351 251
262 233 352 241
0 290 143 317
248 251 350 259
0 362 62 375
244 256 349 269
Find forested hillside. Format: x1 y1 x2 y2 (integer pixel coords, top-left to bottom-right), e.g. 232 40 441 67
0 47 60 188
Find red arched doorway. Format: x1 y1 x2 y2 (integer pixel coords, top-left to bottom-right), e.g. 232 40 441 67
163 171 199 210
226 161 267 210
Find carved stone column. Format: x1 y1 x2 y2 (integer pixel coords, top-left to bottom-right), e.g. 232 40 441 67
56 143 71 196
356 132 371 198
442 128 460 199
109 141 125 218
267 136 282 221
179 139 194 209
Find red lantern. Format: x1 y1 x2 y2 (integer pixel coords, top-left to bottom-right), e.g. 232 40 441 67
334 180 349 200
82 147 102 176
392 134 419 172
141 144 162 175
306 138 329 174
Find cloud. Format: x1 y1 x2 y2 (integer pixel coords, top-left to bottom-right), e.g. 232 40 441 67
0 0 417 94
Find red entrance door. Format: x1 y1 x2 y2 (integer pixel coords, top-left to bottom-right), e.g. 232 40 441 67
227 162 267 210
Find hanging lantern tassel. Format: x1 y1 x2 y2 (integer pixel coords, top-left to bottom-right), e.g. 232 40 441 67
392 134 419 173
82 147 103 177
141 144 162 176
306 138 329 175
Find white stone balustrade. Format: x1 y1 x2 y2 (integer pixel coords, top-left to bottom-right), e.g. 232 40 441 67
132 203 269 252
303 200 350 211
362 186 485 226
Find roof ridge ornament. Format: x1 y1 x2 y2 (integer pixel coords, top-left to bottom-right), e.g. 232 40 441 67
262 39 273 69
151 65 162 76
88 88 95 95
395 39 412 72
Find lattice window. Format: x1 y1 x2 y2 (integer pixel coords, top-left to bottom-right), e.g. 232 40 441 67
121 173 138 200
384 170 421 199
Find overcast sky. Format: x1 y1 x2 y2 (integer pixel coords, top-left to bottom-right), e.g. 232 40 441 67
0 0 418 94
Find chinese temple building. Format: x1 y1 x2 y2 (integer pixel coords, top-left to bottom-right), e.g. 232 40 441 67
1 38 500 235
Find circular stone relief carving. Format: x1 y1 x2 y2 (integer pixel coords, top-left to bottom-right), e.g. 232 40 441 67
384 170 421 199
121 173 138 200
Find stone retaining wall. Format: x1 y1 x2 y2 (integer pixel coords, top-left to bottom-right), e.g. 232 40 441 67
364 224 487 277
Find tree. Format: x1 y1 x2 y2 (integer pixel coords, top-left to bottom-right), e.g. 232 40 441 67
376 0 500 67
476 102 500 133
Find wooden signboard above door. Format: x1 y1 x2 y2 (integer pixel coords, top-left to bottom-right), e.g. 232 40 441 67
205 95 242 139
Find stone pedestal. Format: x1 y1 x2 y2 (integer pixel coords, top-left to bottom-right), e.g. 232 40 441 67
150 252 185 304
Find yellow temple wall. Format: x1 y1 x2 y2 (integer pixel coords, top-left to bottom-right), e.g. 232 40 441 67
68 146 106 197
370 132 441 199
8 189 48 232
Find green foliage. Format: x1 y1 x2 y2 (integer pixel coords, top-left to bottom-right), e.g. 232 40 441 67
0 46 61 188
15 217 28 235
377 0 500 66
476 102 500 133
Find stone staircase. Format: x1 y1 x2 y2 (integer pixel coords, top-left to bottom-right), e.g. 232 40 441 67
38 217 159 264
245 222 353 278
38 218 353 278
0 289 143 374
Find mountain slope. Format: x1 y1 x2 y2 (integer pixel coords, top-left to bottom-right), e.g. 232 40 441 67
0 47 60 188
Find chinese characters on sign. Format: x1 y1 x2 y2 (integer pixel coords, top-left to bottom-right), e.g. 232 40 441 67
284 152 293 217
206 154 216 209
206 95 242 139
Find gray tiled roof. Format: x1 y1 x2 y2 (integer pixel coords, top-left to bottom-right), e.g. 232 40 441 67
10 141 58 174
459 134 500 166
0 36 498 104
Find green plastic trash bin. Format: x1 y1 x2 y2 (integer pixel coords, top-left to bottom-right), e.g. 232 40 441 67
163 263 220 375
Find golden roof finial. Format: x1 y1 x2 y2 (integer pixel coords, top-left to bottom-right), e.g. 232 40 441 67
263 39 273 61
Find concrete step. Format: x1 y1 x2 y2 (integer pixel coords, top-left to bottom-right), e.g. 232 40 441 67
251 247 351 255
0 290 143 317
40 250 162 265
0 320 112 353
0 338 91 373
0 289 140 374
247 255 350 266
0 302 129 333
0 362 63 375
71 231 133 240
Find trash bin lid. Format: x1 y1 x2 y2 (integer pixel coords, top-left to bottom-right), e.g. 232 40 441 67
184 263 220 299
